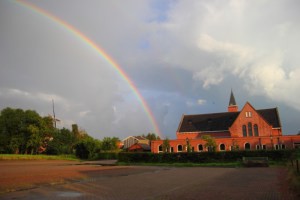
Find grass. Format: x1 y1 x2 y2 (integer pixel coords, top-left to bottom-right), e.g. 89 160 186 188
0 154 79 161
117 161 242 167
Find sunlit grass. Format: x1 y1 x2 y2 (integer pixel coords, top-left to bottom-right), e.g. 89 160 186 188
0 154 79 161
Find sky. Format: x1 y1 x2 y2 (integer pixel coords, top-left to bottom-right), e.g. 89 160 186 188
1 0 300 139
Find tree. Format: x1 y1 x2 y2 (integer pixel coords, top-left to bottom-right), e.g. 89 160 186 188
144 133 160 146
26 125 43 154
202 135 217 152
72 124 79 137
75 136 101 159
162 137 170 153
46 128 78 155
101 137 120 151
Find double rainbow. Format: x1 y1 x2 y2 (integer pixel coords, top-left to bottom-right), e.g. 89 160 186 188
15 0 162 137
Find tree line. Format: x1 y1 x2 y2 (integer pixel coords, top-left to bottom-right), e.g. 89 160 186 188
0 107 120 159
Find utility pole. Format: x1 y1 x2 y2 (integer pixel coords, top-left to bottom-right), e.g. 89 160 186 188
52 99 56 128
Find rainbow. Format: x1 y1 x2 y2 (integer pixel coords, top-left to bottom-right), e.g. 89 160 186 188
15 0 162 137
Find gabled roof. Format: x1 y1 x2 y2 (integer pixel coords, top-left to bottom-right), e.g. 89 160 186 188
178 112 239 132
122 135 148 142
257 108 281 128
138 143 151 151
177 107 281 133
129 143 151 151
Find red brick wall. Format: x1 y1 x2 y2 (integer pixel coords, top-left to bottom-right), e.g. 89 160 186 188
151 135 300 153
229 102 281 137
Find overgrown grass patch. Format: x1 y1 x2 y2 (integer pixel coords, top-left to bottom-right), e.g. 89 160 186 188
0 154 79 161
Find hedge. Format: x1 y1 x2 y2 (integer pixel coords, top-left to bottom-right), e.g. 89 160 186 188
96 152 119 160
118 150 296 163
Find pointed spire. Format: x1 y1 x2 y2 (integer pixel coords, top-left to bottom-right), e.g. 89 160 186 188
229 89 237 106
228 89 238 112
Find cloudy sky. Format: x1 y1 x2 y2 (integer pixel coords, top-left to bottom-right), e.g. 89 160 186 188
1 0 300 139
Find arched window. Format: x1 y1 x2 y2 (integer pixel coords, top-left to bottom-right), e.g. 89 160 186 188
245 143 251 150
254 124 259 136
256 145 260 150
198 144 203 151
178 145 183 152
158 145 163 152
248 122 253 136
242 125 247 137
220 144 226 151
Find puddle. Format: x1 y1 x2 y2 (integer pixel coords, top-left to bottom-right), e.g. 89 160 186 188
56 191 82 198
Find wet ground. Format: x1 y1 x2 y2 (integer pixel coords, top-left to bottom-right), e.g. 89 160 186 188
0 160 298 199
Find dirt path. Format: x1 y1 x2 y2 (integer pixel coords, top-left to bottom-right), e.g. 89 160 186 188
0 160 298 199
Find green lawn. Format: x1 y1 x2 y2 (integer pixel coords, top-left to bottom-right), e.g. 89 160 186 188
0 154 79 161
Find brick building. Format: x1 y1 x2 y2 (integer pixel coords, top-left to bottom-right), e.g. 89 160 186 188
122 136 149 149
151 91 300 153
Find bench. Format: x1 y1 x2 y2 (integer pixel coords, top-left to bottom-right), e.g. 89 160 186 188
242 157 269 167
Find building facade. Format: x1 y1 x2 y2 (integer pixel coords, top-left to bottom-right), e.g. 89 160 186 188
152 91 300 153
122 136 149 149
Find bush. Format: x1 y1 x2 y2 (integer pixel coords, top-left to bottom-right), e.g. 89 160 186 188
118 150 296 163
75 137 101 160
96 152 119 160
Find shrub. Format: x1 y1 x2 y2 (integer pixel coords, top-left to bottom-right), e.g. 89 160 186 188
118 150 295 163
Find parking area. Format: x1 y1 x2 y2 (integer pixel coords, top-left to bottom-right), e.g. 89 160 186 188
0 160 297 199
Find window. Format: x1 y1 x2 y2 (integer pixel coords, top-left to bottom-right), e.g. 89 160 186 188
220 144 226 151
248 122 253 136
170 147 174 152
243 125 247 137
178 145 183 152
281 144 286 150
158 145 163 152
262 145 267 150
245 111 252 118
254 124 259 136
275 144 279 150
198 144 203 151
256 145 260 150
245 143 251 150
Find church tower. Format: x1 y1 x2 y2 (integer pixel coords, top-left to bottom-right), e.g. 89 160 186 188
228 90 238 112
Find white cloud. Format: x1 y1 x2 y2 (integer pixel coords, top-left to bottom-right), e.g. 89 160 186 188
197 99 207 105
1 0 300 137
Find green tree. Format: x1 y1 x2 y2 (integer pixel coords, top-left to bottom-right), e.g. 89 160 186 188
46 128 77 155
75 136 101 159
26 125 43 154
162 137 170 153
144 133 160 147
101 137 120 151
202 135 217 152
